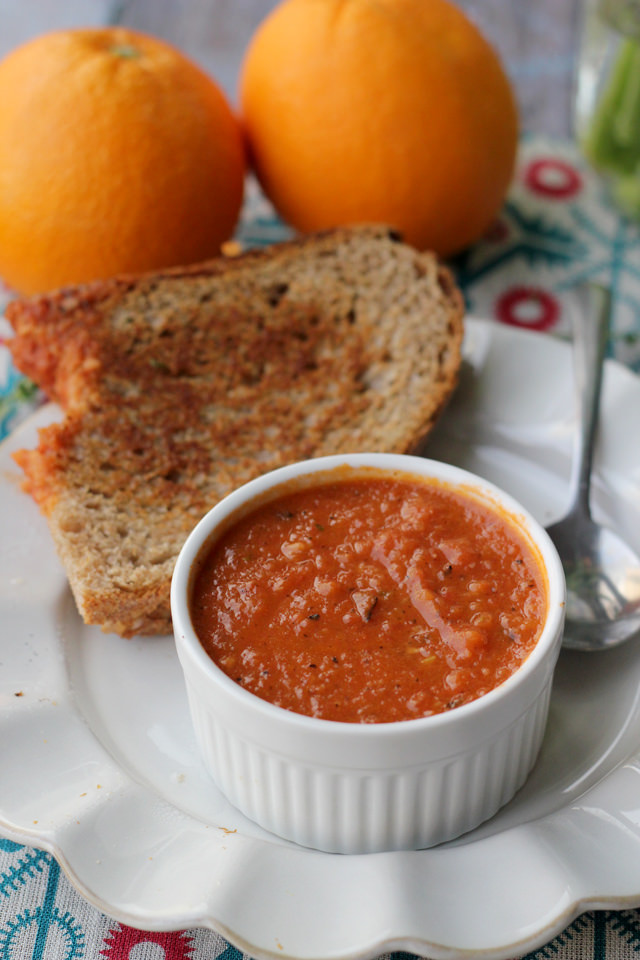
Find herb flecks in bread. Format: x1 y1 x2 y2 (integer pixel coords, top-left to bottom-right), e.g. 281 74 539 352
7 226 464 637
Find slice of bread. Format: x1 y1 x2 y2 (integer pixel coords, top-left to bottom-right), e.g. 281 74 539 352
7 225 464 637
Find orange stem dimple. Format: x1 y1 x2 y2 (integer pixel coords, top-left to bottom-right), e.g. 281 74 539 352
109 44 141 59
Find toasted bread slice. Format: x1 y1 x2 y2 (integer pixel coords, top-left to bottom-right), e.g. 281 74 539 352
7 225 464 637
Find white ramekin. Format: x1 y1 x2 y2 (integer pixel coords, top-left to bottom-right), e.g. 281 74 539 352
171 453 566 854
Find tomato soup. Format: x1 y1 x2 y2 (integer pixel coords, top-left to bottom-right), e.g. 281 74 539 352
190 473 547 723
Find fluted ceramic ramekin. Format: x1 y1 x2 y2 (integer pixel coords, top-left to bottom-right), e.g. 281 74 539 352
171 453 565 854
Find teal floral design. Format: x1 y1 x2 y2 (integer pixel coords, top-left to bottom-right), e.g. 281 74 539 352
0 370 39 441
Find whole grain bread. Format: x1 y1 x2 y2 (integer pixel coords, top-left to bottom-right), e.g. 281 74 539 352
7 225 464 637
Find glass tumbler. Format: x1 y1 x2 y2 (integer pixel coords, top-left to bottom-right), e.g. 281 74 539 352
575 0 640 219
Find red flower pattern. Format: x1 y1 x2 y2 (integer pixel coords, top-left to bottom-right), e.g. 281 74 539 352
495 287 560 332
523 157 582 199
101 924 195 959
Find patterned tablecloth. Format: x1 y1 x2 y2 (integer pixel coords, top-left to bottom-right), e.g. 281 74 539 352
1 135 640 960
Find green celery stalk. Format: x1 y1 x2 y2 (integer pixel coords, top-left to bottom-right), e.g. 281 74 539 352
583 35 640 178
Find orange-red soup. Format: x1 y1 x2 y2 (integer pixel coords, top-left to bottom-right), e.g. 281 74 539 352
191 474 547 723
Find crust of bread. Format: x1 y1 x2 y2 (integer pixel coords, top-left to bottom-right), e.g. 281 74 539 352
7 225 464 637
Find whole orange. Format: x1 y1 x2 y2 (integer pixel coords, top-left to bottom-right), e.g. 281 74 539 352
0 28 245 295
240 0 518 256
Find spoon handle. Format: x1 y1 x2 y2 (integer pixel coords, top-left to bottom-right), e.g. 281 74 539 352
568 284 612 518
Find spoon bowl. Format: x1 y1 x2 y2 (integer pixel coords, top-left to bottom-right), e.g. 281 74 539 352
546 284 640 651
546 510 640 650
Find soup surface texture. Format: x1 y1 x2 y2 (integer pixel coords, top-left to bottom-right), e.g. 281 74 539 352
191 475 547 723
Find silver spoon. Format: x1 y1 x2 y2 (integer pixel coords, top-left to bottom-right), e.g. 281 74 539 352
546 284 640 650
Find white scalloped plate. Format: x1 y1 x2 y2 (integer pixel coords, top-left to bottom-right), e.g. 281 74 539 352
2 317 640 960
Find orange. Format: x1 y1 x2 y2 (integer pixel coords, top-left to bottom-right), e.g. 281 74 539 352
240 0 518 257
0 28 245 295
